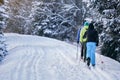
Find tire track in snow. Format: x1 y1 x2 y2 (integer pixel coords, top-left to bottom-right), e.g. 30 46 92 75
55 48 76 65
16 47 44 80
10 46 59 80
10 54 27 80
33 49 44 80
38 47 60 80
34 48 53 80
10 53 27 80
30 48 45 80
51 48 71 80
10 47 35 80
21 48 37 80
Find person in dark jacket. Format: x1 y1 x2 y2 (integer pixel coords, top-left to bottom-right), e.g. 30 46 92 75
86 23 99 67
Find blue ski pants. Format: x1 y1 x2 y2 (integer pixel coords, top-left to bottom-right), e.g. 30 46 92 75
86 42 96 65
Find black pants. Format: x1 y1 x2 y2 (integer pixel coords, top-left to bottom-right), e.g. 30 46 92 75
81 42 87 62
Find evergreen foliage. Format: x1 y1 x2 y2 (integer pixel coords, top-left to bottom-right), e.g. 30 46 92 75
27 2 83 41
91 0 120 62
0 0 7 61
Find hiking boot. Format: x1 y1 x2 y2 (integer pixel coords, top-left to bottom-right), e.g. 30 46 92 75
92 64 95 67
84 58 86 62
80 57 83 61
92 64 95 68
87 57 90 66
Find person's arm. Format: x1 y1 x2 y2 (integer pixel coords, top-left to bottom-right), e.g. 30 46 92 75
96 31 99 46
80 29 83 43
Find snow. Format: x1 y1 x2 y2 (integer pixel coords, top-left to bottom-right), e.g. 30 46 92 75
84 18 92 23
0 6 5 12
63 4 74 11
44 29 52 34
0 33 120 80
82 0 90 2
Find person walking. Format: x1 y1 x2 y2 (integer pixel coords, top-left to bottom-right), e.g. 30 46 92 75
80 22 89 62
86 23 99 67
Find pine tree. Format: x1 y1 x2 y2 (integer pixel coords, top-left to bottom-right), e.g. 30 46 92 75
89 0 120 62
0 0 7 61
30 2 80 41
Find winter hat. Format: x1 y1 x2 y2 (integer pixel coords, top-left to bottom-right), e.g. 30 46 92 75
84 22 89 27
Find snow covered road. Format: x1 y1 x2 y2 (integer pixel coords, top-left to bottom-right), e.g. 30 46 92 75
0 33 120 80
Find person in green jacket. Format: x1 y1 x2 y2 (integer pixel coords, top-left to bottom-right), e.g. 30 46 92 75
80 22 89 62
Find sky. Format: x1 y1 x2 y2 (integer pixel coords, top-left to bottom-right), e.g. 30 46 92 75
0 33 120 80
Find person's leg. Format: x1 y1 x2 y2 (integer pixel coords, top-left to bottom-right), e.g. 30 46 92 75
91 42 96 66
86 42 91 66
83 42 87 62
81 43 84 59
86 43 91 59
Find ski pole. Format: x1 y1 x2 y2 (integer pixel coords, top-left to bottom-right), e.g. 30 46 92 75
79 43 82 63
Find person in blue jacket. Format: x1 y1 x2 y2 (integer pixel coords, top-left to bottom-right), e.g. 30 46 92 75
86 23 99 67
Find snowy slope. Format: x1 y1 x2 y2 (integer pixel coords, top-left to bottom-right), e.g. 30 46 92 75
0 33 120 80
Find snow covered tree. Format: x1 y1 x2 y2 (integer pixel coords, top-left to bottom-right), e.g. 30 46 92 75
29 1 82 41
0 0 7 61
5 0 87 41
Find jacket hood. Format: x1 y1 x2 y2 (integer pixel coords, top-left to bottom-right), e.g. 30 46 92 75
89 23 94 30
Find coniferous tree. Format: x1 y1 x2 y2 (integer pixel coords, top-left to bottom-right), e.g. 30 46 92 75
29 2 81 41
0 0 7 61
5 0 86 41
89 0 120 62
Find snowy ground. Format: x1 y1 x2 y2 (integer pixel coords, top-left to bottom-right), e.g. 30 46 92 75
0 33 120 80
